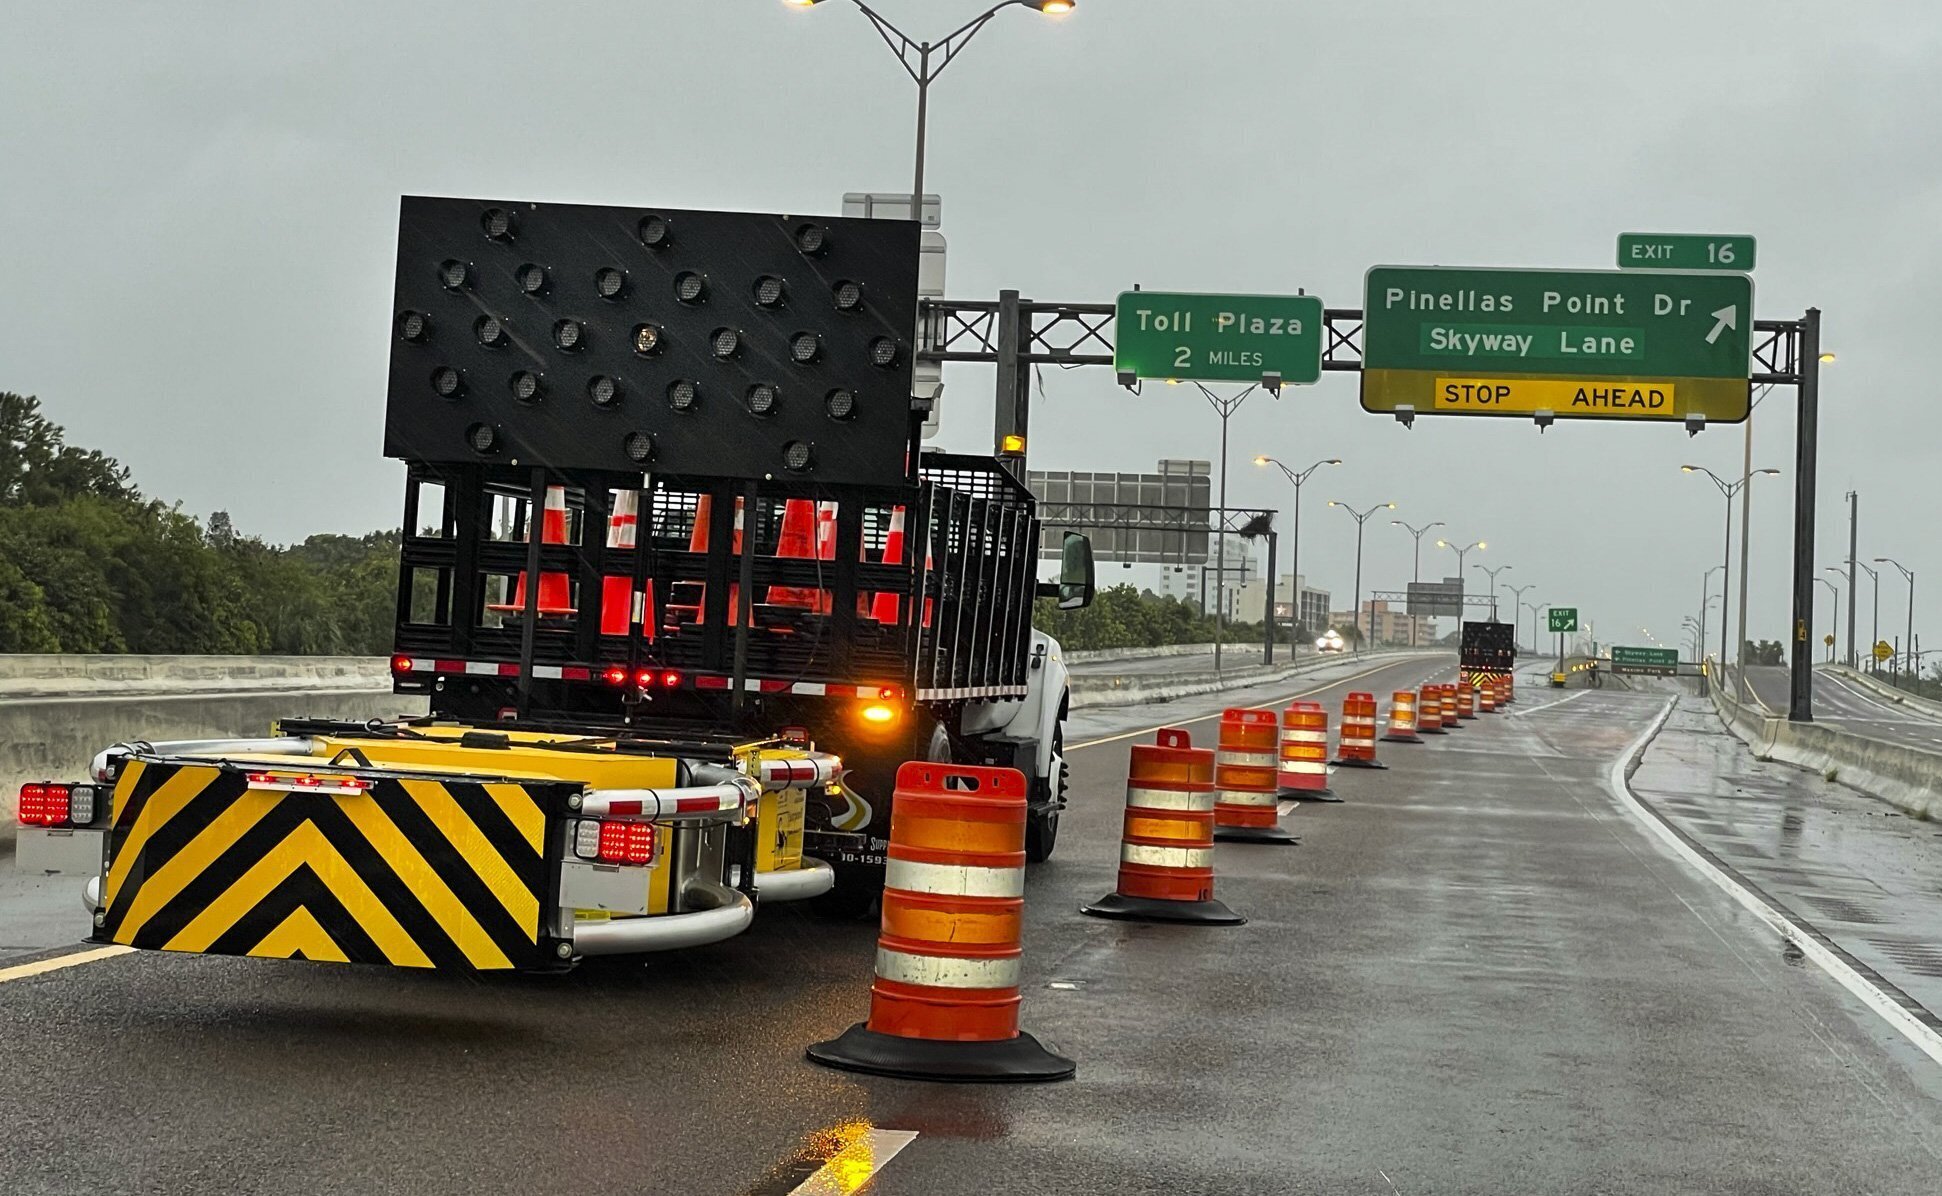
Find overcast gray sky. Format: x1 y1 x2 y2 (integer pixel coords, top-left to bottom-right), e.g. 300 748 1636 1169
3 0 1936 657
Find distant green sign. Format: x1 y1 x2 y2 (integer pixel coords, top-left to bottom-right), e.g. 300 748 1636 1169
1611 645 1678 675
1361 266 1753 424
1547 607 1578 633
1617 232 1756 272
1114 291 1324 385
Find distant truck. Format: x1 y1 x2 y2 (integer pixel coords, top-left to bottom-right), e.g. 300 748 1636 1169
1460 620 1517 689
14 195 1095 969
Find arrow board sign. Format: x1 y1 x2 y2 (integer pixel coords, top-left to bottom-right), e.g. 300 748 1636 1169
1360 266 1754 424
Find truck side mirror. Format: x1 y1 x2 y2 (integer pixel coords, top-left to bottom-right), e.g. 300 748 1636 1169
1057 531 1094 611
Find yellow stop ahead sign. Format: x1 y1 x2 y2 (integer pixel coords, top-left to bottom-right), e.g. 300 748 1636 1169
1874 640 1895 662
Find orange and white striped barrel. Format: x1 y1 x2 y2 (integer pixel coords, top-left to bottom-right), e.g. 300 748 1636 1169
868 762 1027 1043
1383 690 1423 743
1455 683 1476 720
1479 677 1498 713
808 761 1075 1081
1213 708 1296 844
1276 702 1333 799
1503 674 1516 705
1437 684 1460 729
1417 686 1447 734
1336 692 1385 768
1083 729 1243 924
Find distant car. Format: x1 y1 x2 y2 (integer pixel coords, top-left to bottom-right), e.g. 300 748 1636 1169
1315 630 1347 654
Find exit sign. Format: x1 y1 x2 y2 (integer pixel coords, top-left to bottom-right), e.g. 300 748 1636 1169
1114 291 1324 385
1617 232 1756 272
1548 607 1579 633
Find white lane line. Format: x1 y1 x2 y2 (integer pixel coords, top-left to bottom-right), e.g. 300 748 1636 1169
0 945 133 984
1606 701 1942 1069
788 1129 918 1196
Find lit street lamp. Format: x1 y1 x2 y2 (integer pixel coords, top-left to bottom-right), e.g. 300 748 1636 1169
1258 455 1342 654
787 0 1077 222
1683 464 1780 675
1329 500 1396 654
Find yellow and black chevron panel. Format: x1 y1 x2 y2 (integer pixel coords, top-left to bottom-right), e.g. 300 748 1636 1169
1463 668 1507 689
94 759 570 971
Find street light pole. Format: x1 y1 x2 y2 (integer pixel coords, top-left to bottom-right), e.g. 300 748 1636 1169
791 0 1078 222
1330 500 1396 654
1474 564 1513 620
1390 518 1444 647
1700 564 1724 663
1195 383 1259 674
1854 561 1880 671
1816 576 1841 664
1258 455 1342 655
1520 598 1543 657
1876 557 1915 678
1683 464 1780 681
1503 583 1536 650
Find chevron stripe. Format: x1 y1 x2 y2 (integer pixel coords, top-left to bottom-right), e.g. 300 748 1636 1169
97 761 556 971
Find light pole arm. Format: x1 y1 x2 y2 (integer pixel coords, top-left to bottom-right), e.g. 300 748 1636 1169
850 0 1026 82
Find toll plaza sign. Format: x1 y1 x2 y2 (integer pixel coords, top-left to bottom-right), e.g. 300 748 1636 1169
1114 291 1324 385
1360 266 1753 423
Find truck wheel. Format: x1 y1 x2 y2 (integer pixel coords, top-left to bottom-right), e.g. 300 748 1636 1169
1025 725 1066 863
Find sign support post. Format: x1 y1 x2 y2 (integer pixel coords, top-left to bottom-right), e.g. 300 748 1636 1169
1788 310 1822 721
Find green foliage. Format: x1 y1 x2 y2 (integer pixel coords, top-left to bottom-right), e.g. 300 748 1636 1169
0 392 398 655
1033 584 1260 651
1743 639 1786 667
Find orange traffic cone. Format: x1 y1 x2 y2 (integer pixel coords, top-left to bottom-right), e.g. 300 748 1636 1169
599 489 654 640
495 485 575 617
1083 728 1242 925
808 763 1074 1082
765 498 825 611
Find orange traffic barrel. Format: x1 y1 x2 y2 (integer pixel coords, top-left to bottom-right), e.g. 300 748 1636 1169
1336 692 1387 769
1277 702 1339 802
1417 686 1447 734
808 762 1074 1082
1437 684 1461 730
1455 683 1476 720
1083 729 1243 925
1479 678 1499 713
1503 673 1516 705
1213 708 1296 845
1383 690 1423 743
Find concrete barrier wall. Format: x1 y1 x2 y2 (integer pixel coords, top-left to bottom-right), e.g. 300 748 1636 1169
1 688 424 849
1070 650 1436 711
1063 643 1215 664
1710 683 1939 822
1823 664 1942 721
0 654 392 701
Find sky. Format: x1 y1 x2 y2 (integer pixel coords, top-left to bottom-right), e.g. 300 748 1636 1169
2 0 1936 661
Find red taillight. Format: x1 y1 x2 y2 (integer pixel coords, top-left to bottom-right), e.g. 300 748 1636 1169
390 654 414 675
634 668 656 689
18 782 70 827
877 686 896 700
777 725 810 745
601 665 629 687
246 771 372 794
596 819 655 865
659 669 682 689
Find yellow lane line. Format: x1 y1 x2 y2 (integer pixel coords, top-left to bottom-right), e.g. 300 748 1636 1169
0 945 134 985
1069 657 1440 751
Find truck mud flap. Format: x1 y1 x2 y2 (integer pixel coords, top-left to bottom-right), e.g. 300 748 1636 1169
95 759 569 971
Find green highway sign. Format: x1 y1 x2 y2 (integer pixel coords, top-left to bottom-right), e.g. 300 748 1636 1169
1618 232 1756 272
1611 645 1678 675
1360 266 1753 424
1547 607 1579 633
1114 291 1324 385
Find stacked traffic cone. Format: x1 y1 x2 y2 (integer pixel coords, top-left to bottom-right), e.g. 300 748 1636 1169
765 499 824 610
1276 702 1339 802
684 494 746 626
870 506 936 628
808 762 1074 1082
1417 685 1447 735
599 489 654 640
1213 708 1296 845
1083 728 1242 925
1383 690 1423 743
1335 692 1387 768
496 485 575 617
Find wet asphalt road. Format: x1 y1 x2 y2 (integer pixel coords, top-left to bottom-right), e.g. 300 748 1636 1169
3 659 1941 1194
1742 664 1942 750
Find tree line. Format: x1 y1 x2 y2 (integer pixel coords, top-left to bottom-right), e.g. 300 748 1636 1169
0 392 398 655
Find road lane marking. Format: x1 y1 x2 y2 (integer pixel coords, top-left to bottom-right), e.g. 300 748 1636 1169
1607 700 1942 1069
1069 658 1439 751
1504 690 1594 718
786 1128 917 1196
0 945 133 984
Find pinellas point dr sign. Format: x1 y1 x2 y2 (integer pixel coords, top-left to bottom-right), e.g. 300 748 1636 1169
1359 266 1753 425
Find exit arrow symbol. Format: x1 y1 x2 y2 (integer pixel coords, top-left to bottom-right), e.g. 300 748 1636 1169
1704 305 1738 345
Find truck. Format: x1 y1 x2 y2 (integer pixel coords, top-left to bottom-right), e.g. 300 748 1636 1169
1459 620 1517 690
13 195 1094 970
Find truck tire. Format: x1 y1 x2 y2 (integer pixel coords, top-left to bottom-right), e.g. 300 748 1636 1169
1025 724 1065 863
